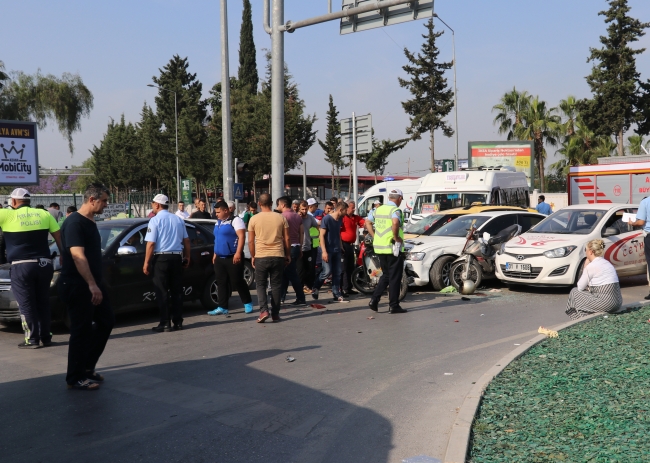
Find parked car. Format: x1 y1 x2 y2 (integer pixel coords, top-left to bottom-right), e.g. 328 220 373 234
185 218 255 289
404 210 545 290
495 204 646 286
0 218 219 327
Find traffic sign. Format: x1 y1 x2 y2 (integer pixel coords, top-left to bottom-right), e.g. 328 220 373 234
341 114 373 157
340 0 434 35
234 183 244 200
181 178 192 204
441 160 455 172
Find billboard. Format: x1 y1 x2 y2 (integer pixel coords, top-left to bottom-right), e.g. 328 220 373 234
0 120 39 186
468 141 534 188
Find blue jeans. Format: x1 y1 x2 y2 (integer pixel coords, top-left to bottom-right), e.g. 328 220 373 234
313 250 343 298
282 246 305 302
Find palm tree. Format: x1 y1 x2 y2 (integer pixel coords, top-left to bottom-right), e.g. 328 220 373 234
514 96 561 192
626 135 650 155
492 87 531 140
551 119 615 174
558 96 578 138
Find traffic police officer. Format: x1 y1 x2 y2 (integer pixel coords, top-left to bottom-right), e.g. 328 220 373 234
144 194 191 332
365 188 407 314
0 188 62 348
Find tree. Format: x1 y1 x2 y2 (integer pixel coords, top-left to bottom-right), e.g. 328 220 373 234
577 0 650 156
318 95 345 196
0 64 93 153
361 132 409 183
551 118 615 174
626 135 650 155
514 96 561 192
492 87 531 140
558 96 579 138
238 0 259 93
398 18 454 172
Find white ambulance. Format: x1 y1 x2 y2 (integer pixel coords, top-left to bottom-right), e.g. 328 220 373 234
356 179 423 219
410 167 530 224
568 161 650 205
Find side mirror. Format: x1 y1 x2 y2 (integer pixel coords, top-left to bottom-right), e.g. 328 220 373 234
117 245 137 255
602 227 619 238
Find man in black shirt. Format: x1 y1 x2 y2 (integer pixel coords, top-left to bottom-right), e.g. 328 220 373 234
190 199 211 219
59 184 114 391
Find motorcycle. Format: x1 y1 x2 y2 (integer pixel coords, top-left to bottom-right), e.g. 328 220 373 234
449 224 522 294
351 234 410 301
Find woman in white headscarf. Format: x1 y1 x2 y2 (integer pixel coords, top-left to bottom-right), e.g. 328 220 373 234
565 239 623 319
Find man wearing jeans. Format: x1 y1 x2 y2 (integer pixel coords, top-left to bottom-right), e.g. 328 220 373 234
248 194 290 323
278 197 306 305
313 202 349 303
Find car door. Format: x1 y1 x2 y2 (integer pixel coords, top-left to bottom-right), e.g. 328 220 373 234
182 224 214 301
600 207 645 276
479 214 518 237
112 224 155 311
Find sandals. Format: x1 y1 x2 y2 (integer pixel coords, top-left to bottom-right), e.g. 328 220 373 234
67 379 100 391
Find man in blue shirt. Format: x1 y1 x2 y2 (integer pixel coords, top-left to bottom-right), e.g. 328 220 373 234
144 194 191 332
313 201 348 303
535 195 553 215
628 197 650 299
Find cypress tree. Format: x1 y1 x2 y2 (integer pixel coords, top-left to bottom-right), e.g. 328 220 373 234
398 18 454 172
318 95 345 196
238 0 259 93
577 0 649 156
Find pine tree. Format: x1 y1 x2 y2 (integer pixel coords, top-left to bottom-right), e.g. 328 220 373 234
398 18 454 171
238 0 258 93
318 95 345 196
577 0 649 156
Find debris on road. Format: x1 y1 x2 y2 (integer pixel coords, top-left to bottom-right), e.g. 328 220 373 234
444 373 453 376
488 288 502 293
286 356 296 362
310 303 326 309
538 326 559 338
454 320 459 323
461 297 471 301
367 316 374 320
439 286 457 293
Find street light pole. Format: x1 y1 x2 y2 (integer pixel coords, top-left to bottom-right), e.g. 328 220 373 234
147 84 181 202
221 0 234 202
433 13 459 170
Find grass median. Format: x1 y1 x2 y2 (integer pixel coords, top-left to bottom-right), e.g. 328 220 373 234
469 306 650 462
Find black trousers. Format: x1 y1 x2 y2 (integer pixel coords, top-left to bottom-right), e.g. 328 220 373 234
11 261 53 344
254 257 284 316
152 254 184 325
299 248 317 290
214 257 252 310
371 253 405 309
59 278 114 385
341 241 356 292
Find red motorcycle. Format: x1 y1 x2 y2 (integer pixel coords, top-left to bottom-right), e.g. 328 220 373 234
351 234 409 300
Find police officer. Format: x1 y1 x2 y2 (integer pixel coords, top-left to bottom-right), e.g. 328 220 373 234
365 188 407 314
0 188 62 348
144 194 191 332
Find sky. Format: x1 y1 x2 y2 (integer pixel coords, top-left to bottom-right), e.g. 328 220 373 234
3 0 650 180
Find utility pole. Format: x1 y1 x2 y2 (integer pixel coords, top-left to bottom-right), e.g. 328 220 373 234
352 112 359 204
221 0 233 202
302 161 307 198
234 157 239 212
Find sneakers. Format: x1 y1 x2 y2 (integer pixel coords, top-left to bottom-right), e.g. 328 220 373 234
86 371 105 382
67 379 100 391
257 311 270 323
334 296 350 303
152 324 172 332
311 289 319 300
208 307 228 315
244 303 254 313
17 341 40 349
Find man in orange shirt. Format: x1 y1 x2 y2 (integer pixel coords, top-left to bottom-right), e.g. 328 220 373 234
248 194 290 323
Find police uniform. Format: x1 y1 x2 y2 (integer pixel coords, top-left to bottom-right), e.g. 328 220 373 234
367 190 406 313
145 194 189 331
0 188 61 347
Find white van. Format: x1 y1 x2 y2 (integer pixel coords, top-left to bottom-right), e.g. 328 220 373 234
410 167 529 223
357 179 423 219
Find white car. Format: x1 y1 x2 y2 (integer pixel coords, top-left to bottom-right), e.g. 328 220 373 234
404 210 545 290
495 203 646 286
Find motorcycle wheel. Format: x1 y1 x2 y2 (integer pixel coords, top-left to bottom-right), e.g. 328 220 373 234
352 266 376 295
450 261 483 291
398 272 408 301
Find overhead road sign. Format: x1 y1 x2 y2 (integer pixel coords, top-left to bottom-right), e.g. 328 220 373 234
340 0 434 35
341 114 373 157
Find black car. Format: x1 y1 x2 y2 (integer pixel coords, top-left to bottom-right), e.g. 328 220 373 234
0 218 219 327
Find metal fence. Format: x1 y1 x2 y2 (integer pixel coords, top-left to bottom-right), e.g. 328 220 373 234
0 194 82 210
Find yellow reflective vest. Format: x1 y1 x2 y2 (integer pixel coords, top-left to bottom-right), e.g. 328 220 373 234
372 204 404 254
309 226 320 248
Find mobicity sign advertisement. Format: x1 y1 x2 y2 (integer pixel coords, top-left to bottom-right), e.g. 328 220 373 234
468 141 534 188
0 120 39 186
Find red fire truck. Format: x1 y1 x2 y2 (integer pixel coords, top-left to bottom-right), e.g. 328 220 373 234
568 161 650 205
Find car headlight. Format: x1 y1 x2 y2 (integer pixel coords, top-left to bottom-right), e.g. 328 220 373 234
405 252 426 261
543 246 577 258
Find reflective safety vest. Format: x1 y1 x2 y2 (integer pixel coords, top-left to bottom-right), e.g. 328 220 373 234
372 204 404 254
309 226 320 248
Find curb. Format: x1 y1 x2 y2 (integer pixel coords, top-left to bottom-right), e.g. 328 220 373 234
443 299 650 463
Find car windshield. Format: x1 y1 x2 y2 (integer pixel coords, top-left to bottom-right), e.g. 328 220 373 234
413 193 488 214
404 213 455 235
431 215 490 237
529 209 606 234
97 223 132 251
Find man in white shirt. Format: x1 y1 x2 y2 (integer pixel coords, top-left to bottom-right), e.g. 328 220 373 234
175 201 189 219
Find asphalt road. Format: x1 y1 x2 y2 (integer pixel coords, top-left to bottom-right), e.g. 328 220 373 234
1 276 648 463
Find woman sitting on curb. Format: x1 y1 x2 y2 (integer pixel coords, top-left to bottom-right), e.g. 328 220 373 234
565 239 622 319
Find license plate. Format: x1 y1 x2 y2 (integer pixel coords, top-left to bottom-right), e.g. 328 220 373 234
505 262 531 273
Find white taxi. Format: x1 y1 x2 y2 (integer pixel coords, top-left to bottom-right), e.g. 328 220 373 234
495 204 646 286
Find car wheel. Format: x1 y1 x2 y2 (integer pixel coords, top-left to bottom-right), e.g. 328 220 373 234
429 256 455 291
398 272 409 301
573 258 586 286
243 260 255 289
201 275 232 310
